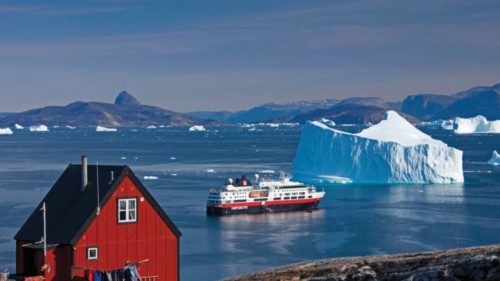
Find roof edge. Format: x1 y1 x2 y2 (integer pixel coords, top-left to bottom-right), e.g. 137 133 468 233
14 164 73 242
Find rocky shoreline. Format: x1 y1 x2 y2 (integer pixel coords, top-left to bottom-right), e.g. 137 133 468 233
227 244 500 281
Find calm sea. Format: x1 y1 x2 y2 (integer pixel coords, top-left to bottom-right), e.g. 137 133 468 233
0 126 499 280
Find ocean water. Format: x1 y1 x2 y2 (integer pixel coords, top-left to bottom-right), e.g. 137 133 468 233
0 126 499 280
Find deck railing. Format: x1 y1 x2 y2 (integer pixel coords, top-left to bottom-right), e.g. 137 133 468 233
141 276 158 281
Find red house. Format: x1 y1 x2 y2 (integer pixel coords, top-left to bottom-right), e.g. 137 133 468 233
14 156 181 281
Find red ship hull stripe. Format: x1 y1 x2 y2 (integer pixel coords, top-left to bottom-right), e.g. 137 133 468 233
210 198 322 209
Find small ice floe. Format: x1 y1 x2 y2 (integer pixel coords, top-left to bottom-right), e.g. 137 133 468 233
96 126 117 132
189 125 206 132
259 170 275 174
143 176 159 180
0 128 14 135
206 169 215 173
281 122 299 126
171 173 178 176
132 129 138 132
320 118 336 127
487 150 500 166
134 157 139 160
14 124 24 129
159 125 165 128
146 125 157 129
256 122 280 127
248 127 257 132
66 125 76 129
240 124 254 128
170 157 176 160
120 157 127 160
29 125 49 132
53 125 60 128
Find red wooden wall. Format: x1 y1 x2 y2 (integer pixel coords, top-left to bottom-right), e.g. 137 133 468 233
45 246 72 281
72 176 179 281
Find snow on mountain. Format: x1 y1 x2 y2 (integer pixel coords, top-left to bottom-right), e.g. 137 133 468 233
453 116 500 134
29 125 49 132
0 128 13 135
189 125 206 132
292 111 464 184
487 151 500 165
96 126 117 132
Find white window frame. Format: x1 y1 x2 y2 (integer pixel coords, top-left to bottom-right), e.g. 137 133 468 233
87 247 98 260
118 198 137 223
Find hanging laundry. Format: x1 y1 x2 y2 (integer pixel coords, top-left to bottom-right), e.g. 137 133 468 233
94 270 102 281
85 269 95 281
104 271 113 281
123 265 141 281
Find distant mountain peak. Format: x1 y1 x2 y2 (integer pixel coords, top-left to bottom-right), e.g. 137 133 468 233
114 91 141 106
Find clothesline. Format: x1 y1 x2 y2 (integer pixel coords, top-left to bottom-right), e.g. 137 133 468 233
72 259 149 272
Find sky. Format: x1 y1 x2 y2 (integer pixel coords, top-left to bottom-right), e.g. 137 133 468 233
1 0 500 112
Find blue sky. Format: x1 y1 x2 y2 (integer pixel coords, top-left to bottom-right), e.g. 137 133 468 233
1 0 500 112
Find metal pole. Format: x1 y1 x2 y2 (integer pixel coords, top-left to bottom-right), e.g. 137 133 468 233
97 162 100 215
42 202 47 257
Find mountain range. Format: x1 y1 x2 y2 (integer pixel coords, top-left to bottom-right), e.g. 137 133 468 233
188 83 500 124
0 91 203 127
0 83 498 127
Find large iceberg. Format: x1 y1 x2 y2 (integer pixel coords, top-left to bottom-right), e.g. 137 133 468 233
454 116 500 134
0 128 13 135
487 151 500 166
29 125 49 132
292 111 464 184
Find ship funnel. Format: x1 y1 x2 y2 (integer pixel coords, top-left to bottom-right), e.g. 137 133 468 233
81 155 88 190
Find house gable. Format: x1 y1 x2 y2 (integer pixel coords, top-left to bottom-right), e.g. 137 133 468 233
72 173 179 280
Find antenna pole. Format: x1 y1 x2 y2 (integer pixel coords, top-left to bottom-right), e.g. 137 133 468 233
42 202 47 257
96 162 100 215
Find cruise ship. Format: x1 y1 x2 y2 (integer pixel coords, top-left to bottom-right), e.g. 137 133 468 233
206 174 325 216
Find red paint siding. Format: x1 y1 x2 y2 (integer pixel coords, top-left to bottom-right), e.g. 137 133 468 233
44 246 72 281
73 176 179 281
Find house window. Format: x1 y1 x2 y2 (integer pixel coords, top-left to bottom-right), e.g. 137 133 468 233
118 198 137 223
87 247 98 260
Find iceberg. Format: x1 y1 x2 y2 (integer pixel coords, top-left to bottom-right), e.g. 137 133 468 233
189 125 206 132
143 176 159 180
96 126 117 132
320 118 336 127
419 120 454 130
29 125 49 132
146 125 157 129
66 125 76 129
0 128 13 135
14 124 24 130
292 111 464 184
454 115 500 134
487 151 500 166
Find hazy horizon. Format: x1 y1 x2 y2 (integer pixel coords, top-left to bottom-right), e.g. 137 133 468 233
1 0 500 112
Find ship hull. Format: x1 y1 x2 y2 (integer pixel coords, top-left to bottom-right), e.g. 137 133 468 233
206 201 320 216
